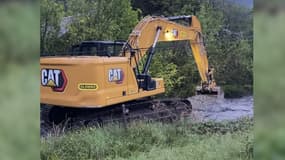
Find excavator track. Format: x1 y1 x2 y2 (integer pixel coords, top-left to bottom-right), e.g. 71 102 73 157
40 98 192 137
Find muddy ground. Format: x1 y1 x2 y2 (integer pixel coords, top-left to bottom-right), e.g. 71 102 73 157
41 95 253 137
188 95 253 122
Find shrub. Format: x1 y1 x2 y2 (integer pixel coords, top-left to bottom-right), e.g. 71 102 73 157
223 85 252 98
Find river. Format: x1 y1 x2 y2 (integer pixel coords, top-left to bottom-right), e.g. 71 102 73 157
188 95 253 122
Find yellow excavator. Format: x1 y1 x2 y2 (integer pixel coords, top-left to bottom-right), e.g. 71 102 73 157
40 15 219 126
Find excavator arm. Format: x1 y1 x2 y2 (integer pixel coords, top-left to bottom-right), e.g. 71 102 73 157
122 15 218 94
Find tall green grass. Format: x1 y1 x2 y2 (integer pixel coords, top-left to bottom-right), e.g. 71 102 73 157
0 2 40 159
0 62 39 160
41 119 253 160
254 11 285 159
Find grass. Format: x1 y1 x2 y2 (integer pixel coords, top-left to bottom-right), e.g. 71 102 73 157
0 2 39 159
254 11 285 159
41 118 253 160
0 62 39 160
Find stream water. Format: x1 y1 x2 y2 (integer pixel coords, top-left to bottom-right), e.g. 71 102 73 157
188 95 253 122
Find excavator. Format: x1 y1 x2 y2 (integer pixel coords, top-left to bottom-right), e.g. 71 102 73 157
40 15 220 127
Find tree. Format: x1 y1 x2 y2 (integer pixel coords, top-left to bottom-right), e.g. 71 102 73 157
40 0 139 53
40 0 64 53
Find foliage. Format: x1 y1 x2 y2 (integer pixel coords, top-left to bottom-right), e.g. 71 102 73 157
254 11 285 160
150 49 185 97
131 0 202 16
0 2 39 160
0 62 39 160
40 0 64 53
41 118 253 160
40 0 139 53
223 85 252 98
0 3 39 65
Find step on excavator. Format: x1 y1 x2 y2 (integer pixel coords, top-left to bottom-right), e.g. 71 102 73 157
40 15 221 129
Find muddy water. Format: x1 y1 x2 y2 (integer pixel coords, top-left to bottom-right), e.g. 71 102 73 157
188 95 253 122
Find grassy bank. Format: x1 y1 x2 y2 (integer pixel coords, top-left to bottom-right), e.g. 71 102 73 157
41 118 253 160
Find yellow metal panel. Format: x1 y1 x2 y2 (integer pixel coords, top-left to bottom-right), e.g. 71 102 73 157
40 56 165 108
107 88 165 106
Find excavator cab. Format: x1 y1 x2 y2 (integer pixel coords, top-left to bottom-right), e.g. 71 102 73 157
70 40 126 57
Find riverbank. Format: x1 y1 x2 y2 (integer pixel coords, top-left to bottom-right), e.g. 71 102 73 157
41 118 253 160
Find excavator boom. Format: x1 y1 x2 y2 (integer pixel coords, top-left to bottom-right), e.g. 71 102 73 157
123 15 217 93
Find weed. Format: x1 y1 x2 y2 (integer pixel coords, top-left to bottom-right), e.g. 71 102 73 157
41 118 253 160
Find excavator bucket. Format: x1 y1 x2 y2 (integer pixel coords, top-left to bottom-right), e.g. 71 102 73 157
195 86 224 98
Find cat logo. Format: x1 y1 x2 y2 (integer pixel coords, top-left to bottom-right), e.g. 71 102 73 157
172 29 178 38
164 29 178 40
108 68 124 84
41 69 67 92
